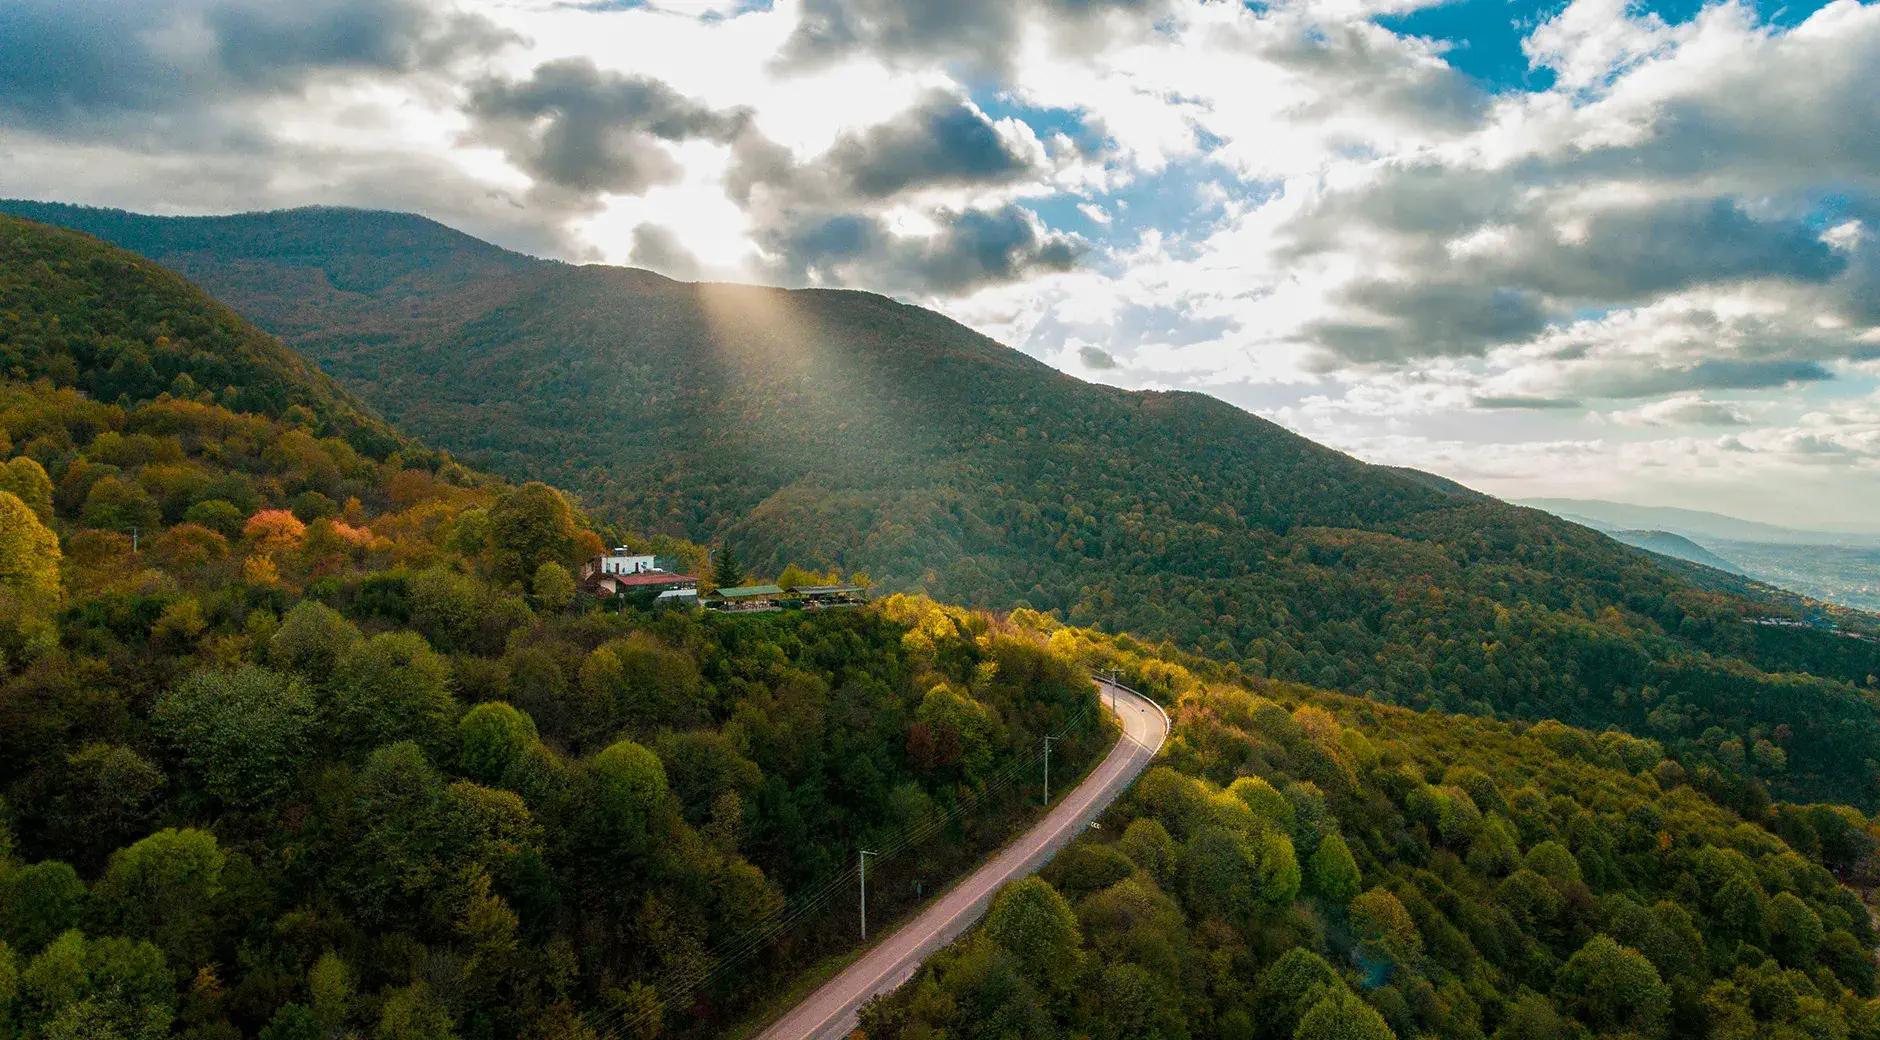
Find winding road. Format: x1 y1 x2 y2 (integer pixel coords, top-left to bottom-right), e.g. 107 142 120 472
755 678 1170 1040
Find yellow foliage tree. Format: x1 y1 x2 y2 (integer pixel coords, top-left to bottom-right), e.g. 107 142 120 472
243 554 281 586
0 489 61 618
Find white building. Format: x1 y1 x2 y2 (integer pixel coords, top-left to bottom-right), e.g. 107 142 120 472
597 548 658 575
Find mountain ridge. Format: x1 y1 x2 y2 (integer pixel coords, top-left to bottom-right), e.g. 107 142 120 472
1523 496 1880 546
11 201 1880 807
1608 529 1744 574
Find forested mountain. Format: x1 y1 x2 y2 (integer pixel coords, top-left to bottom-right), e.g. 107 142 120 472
7 202 1880 814
0 215 1107 1038
4 212 1880 1040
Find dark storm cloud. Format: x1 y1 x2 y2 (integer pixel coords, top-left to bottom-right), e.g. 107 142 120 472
726 91 1042 210
779 0 1167 75
458 63 1079 295
1472 395 1583 410
1500 199 1846 302
0 0 513 131
466 58 750 198
1563 359 1834 400
914 206 1080 291
629 224 703 280
1258 19 1487 136
713 90 1073 294
763 204 1081 294
1287 179 1858 365
826 91 1038 198
1833 201 1880 325
206 0 514 86
1291 174 1844 304
1843 245 1880 324
1307 281 1550 363
1543 30 1880 196
1078 345 1120 369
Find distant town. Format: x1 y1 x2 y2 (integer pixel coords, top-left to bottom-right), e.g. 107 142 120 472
1744 616 1878 643
578 548 867 612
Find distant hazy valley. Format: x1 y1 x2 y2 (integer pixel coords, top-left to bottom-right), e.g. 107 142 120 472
1524 497 1880 612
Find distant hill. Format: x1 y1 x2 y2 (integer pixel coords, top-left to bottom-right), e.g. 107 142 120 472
1521 496 1874 546
1606 529 1743 573
11 200 1880 806
1526 497 1880 612
0 212 421 462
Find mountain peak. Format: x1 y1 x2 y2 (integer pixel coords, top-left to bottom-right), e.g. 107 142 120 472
0 199 537 296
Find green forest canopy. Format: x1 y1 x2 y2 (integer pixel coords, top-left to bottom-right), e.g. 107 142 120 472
3 210 1880 1040
0 215 1108 1039
867 617 1880 1040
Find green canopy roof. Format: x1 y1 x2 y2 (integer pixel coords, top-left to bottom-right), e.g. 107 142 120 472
713 585 785 598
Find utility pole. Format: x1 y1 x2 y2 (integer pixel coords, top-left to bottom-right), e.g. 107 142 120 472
131 526 139 553
1043 734 1058 805
859 848 877 940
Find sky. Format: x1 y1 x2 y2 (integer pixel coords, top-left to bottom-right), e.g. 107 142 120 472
2 0 1878 529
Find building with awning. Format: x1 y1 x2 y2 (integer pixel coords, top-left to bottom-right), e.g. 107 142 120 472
787 584 866 608
705 584 785 612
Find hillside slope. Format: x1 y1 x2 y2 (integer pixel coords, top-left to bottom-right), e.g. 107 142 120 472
5 213 1880 1040
1609 530 1744 574
0 214 1111 1039
869 624 1880 1040
9 201 1880 808
0 213 420 463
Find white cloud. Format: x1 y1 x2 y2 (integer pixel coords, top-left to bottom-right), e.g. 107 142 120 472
1523 0 1675 92
1612 395 1756 427
3 0 1879 518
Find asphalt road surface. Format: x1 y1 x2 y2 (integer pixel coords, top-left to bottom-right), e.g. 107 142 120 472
755 678 1170 1040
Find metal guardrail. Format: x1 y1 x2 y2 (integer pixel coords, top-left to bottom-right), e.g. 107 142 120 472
1092 674 1172 753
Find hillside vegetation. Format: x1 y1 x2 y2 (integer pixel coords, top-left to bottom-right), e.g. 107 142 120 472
6 202 1880 815
3 214 1879 1040
0 216 1107 1039
867 620 1880 1040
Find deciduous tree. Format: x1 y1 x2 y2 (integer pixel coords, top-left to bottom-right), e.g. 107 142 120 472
154 666 315 807
0 457 53 522
0 491 60 622
327 632 456 755
1307 832 1360 905
1552 934 1669 1036
0 863 85 954
94 828 226 969
1294 987 1394 1040
487 483 580 586
984 877 1081 981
